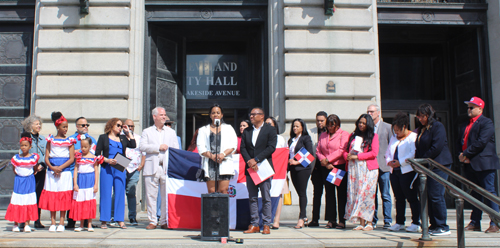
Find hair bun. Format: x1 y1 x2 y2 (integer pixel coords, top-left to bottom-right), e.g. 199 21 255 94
20 132 31 139
51 111 63 123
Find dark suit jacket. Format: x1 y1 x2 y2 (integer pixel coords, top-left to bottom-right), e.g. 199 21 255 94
288 134 314 172
240 123 277 177
95 134 136 167
459 115 500 171
415 121 453 166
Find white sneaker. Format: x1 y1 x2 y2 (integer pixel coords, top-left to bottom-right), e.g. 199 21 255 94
56 225 65 232
12 225 20 232
88 227 94 232
74 227 82 232
406 223 422 233
48 225 57 232
388 223 404 231
24 225 31 233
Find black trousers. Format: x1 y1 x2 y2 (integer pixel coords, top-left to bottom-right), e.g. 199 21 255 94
330 165 347 224
35 169 46 223
390 169 420 225
311 164 326 222
290 167 312 219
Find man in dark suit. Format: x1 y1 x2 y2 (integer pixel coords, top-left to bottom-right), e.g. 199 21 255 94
459 97 500 233
367 104 393 229
240 107 277 235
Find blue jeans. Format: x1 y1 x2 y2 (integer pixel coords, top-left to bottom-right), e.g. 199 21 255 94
373 170 392 225
427 166 450 231
465 165 500 226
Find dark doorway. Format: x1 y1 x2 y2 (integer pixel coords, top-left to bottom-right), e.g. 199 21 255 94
145 21 267 149
378 25 490 206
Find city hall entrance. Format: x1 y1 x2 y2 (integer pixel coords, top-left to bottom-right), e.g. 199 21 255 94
144 3 268 148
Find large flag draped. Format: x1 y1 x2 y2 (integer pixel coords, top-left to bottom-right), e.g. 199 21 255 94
164 147 289 230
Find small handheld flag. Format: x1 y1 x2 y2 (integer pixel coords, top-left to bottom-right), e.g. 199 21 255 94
326 168 346 186
294 147 315 167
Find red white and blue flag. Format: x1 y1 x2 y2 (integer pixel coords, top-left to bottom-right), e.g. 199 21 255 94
326 168 346 186
293 147 315 167
164 147 289 230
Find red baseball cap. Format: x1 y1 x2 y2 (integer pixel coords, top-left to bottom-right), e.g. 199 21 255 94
464 96 485 108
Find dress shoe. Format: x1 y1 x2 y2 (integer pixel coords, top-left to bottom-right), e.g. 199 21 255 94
34 221 45 229
160 223 169 230
262 225 271 235
485 225 499 233
464 223 481 231
243 225 260 234
146 223 157 230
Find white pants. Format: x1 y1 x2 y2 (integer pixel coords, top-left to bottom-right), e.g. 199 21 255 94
144 166 167 225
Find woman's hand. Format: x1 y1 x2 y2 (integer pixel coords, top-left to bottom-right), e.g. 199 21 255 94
107 159 117 165
347 154 358 161
74 184 79 192
51 166 62 174
389 160 400 168
289 159 300 166
216 153 225 163
93 185 98 193
320 158 329 167
37 164 44 171
326 164 334 170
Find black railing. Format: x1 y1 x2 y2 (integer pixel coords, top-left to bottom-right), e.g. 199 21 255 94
407 158 500 248
377 0 484 3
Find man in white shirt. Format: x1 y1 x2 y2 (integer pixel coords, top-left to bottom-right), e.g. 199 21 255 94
367 104 393 229
140 107 179 230
123 119 145 226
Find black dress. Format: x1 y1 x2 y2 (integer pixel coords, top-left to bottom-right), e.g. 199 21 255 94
204 131 233 181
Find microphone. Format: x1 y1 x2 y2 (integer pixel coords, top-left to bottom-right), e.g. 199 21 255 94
214 119 221 127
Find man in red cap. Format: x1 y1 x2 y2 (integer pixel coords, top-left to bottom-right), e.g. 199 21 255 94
458 96 500 233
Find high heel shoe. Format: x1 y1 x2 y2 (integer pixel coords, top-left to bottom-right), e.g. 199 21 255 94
294 218 308 229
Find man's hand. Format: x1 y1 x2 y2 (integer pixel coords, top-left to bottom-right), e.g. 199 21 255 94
159 144 169 151
459 153 466 163
247 158 258 171
137 165 144 171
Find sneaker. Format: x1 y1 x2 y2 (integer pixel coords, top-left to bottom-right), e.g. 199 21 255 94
406 224 422 233
12 225 20 232
109 221 118 227
88 227 94 232
383 222 392 229
388 223 404 232
24 225 31 233
129 219 138 226
74 227 82 232
56 225 65 232
430 228 451 236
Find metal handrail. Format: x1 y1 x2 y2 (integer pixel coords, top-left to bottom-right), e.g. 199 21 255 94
0 160 9 174
407 158 500 248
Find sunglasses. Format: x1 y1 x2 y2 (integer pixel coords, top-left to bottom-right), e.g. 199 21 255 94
126 125 135 128
468 107 475 110
78 124 90 128
249 113 263 117
116 124 122 128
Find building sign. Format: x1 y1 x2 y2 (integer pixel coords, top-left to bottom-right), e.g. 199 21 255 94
186 54 246 99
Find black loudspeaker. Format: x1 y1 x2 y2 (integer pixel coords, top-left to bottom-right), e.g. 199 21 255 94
201 193 230 241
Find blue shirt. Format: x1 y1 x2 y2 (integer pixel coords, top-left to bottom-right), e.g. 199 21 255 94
108 138 123 161
68 132 97 172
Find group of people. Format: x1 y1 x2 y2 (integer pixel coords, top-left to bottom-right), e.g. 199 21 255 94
5 96 500 236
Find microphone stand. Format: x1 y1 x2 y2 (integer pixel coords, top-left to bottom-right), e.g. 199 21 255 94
214 120 220 194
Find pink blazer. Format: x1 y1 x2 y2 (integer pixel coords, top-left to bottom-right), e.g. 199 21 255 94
343 133 379 171
316 128 349 166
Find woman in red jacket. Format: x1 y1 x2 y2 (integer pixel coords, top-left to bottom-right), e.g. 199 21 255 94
343 114 379 231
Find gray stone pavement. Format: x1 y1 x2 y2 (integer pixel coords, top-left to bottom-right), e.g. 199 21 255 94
0 209 499 247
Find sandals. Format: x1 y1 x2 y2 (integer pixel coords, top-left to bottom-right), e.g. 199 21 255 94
307 220 319 227
294 218 308 229
119 222 127 229
100 223 108 229
325 222 337 229
336 223 346 229
362 223 374 231
353 225 364 231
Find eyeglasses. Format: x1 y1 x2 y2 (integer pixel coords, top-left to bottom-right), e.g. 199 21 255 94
249 113 263 117
127 125 135 128
116 124 122 128
78 124 90 128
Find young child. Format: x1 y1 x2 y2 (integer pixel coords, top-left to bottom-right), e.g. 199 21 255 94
38 112 76 232
69 136 103 232
5 132 40 232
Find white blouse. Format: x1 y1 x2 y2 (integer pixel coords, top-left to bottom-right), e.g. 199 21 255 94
385 132 417 174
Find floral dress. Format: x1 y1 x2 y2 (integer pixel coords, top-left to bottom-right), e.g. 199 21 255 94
344 138 379 223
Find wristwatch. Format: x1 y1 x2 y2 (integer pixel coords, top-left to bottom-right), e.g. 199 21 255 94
254 157 260 163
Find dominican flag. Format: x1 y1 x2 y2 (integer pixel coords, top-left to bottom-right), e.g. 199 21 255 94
326 168 346 186
164 147 288 230
294 147 315 167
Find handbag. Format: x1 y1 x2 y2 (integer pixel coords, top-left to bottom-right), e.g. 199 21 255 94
283 177 292 205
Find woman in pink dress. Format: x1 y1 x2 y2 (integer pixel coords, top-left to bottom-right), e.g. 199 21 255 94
343 114 379 231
